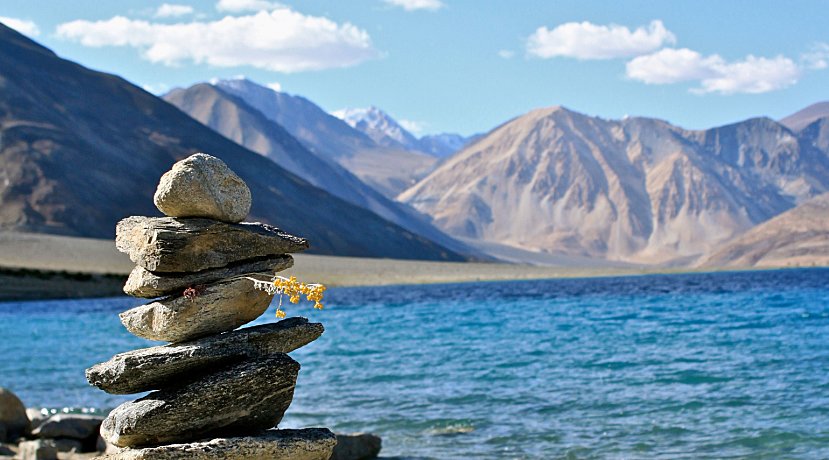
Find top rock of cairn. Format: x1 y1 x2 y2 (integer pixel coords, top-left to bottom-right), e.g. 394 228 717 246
154 153 251 223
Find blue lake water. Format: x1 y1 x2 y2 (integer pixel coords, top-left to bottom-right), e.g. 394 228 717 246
3 269 829 459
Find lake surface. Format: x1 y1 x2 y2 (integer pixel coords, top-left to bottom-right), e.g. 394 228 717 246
2 269 829 459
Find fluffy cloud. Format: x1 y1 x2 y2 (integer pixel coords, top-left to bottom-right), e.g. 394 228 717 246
527 20 675 60
0 16 40 37
497 50 515 59
399 119 424 134
802 42 829 70
626 48 801 94
56 9 378 73
216 0 282 12
384 0 444 11
155 4 194 18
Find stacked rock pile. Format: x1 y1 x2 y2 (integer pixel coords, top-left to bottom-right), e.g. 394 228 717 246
88 153 337 459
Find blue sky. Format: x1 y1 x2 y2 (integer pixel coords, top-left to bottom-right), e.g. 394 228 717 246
2 0 828 136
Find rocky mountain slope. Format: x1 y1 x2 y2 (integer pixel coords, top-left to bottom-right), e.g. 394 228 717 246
333 106 422 151
0 24 463 261
164 83 477 258
780 101 829 132
699 193 829 268
400 106 829 265
205 78 436 197
418 133 480 158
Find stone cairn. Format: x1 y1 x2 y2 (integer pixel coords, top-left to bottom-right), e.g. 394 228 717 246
87 153 337 459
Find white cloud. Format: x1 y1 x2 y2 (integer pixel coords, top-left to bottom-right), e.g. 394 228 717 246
626 48 801 94
0 16 40 37
399 119 425 134
527 20 675 60
216 0 282 12
266 81 282 92
497 49 514 59
56 9 378 73
802 42 829 70
384 0 444 11
155 4 195 18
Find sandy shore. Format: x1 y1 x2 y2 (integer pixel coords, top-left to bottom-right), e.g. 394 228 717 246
0 232 726 300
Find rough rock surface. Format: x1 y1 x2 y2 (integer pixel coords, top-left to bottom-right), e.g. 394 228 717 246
154 153 252 223
119 276 275 343
116 217 308 273
124 255 293 298
99 428 336 460
17 439 57 459
88 318 323 394
31 414 104 440
330 433 382 460
101 354 299 447
0 388 29 441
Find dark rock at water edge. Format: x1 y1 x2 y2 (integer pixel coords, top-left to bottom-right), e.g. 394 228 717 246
101 354 300 447
124 254 293 298
119 275 274 343
99 428 336 459
88 318 323 394
115 216 308 273
31 414 104 441
0 442 13 456
0 388 30 441
330 433 382 460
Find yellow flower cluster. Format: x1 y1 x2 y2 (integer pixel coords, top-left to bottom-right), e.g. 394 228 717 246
271 276 326 318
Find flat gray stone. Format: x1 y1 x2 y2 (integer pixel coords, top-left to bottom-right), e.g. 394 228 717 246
124 255 293 298
0 387 29 441
17 439 57 460
100 428 336 460
154 153 251 223
101 354 299 448
116 216 308 273
331 433 382 460
87 318 323 394
119 276 274 343
31 414 104 440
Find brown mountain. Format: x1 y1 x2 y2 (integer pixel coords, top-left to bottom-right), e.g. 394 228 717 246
0 23 463 261
400 106 829 265
209 78 437 197
699 193 829 268
780 101 829 132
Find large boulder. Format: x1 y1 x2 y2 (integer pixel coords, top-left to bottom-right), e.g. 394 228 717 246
330 433 382 460
88 318 324 394
115 217 308 273
124 255 293 298
0 388 29 441
31 414 104 440
119 276 274 343
101 354 299 448
154 153 252 223
99 428 336 460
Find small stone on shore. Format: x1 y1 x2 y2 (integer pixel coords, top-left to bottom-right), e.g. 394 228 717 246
154 153 251 223
32 414 104 441
101 354 299 448
115 217 308 273
330 433 382 460
17 439 57 460
124 254 293 298
87 318 323 394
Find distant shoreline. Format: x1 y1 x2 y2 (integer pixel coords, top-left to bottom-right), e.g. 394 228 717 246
0 231 806 301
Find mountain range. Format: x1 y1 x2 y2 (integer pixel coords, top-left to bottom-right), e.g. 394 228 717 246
2 18 829 269
400 106 829 265
0 23 464 261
